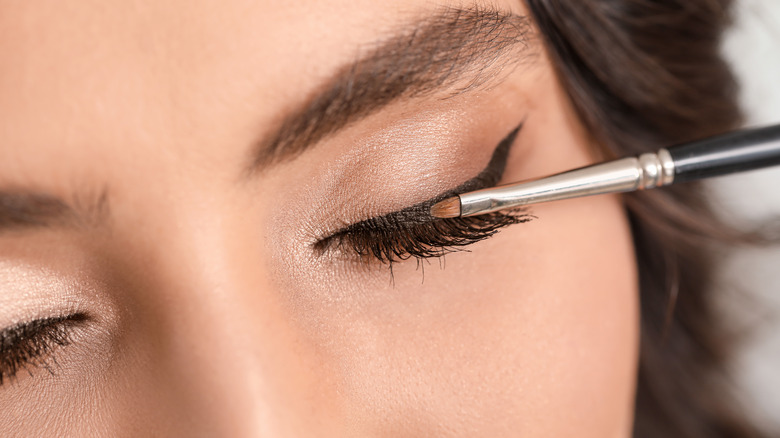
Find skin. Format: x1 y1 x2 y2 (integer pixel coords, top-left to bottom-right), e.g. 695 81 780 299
0 0 639 436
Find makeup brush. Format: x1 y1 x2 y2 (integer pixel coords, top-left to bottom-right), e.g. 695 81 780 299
431 124 780 218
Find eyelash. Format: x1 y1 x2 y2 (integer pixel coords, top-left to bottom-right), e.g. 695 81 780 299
315 210 532 265
0 313 87 386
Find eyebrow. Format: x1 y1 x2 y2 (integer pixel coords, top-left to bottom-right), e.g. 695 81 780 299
249 6 533 172
0 190 108 233
0 8 531 232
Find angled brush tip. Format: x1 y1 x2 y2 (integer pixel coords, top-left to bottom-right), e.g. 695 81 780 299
430 197 461 218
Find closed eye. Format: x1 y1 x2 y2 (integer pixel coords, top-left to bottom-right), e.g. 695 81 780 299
313 124 534 265
0 313 88 386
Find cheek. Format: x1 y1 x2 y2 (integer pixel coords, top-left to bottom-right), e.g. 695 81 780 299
495 195 639 436
281 193 638 437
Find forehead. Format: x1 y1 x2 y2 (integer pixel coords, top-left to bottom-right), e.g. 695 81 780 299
0 1 370 175
0 1 524 181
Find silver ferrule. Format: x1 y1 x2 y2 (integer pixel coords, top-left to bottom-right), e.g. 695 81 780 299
459 148 675 217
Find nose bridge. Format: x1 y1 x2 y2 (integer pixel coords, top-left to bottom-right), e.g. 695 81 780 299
121 198 333 436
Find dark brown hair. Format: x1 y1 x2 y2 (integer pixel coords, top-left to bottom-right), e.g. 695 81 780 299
524 0 775 436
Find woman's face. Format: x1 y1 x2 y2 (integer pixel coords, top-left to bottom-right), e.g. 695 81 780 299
0 0 639 436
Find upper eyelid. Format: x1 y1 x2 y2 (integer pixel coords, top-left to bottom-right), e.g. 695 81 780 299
316 122 523 245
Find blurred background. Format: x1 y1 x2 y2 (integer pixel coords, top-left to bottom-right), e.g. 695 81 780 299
718 0 780 427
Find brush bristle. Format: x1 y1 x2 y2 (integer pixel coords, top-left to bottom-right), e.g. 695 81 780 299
430 197 461 218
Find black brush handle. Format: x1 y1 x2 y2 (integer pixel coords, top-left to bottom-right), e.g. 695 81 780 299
668 124 780 184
